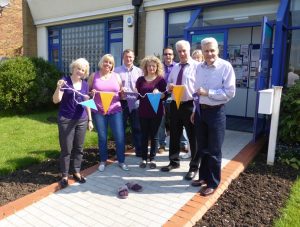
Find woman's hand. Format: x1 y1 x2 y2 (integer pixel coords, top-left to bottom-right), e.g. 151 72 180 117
90 89 96 98
153 88 159 94
57 80 65 89
88 121 94 131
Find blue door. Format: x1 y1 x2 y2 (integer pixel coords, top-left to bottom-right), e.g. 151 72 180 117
253 16 273 141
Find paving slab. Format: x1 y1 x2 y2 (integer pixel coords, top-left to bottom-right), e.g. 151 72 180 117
0 130 253 227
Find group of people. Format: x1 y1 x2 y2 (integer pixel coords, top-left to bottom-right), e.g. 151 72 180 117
53 37 236 196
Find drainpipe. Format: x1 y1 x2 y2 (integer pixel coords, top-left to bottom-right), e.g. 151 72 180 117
132 0 143 58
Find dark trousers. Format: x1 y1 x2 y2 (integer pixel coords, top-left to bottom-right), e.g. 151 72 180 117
121 100 142 154
169 100 198 171
195 105 226 188
58 117 88 177
139 116 162 161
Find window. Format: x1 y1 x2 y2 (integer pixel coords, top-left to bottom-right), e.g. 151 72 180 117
291 0 300 27
48 18 123 74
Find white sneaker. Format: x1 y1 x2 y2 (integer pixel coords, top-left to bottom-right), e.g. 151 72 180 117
119 163 129 171
181 151 191 159
98 162 105 172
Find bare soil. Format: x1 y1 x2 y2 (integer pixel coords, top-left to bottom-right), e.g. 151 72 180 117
0 146 299 227
194 151 300 227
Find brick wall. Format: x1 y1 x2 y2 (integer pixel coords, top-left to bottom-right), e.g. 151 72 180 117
0 0 36 57
22 0 37 57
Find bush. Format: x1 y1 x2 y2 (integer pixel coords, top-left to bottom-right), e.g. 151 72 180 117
278 82 300 144
0 57 61 113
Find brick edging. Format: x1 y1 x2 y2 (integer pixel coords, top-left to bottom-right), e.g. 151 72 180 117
0 158 118 220
163 137 266 227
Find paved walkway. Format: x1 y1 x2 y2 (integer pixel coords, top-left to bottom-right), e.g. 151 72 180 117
0 130 261 227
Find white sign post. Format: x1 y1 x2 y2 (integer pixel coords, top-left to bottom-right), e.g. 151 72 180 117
258 86 283 165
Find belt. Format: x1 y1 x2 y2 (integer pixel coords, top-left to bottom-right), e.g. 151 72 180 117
172 100 193 105
200 104 224 109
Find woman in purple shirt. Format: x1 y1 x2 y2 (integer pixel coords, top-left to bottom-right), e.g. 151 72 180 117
136 56 167 169
53 58 93 188
88 54 128 172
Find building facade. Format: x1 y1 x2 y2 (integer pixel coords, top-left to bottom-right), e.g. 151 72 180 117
0 0 36 58
3 0 299 139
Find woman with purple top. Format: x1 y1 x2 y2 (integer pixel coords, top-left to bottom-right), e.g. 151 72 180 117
88 54 128 172
53 58 93 188
136 56 167 169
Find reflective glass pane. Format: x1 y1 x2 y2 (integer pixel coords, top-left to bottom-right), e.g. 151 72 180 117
288 30 300 74
61 23 105 74
168 11 192 36
110 33 123 39
109 20 123 30
203 0 279 27
291 0 300 26
110 42 123 67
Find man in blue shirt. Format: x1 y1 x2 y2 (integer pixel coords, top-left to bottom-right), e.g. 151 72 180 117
191 37 236 196
115 49 143 157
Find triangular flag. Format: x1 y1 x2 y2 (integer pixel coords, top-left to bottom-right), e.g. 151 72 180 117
172 85 185 109
124 91 138 113
147 93 161 114
192 93 200 115
79 99 98 111
99 92 114 114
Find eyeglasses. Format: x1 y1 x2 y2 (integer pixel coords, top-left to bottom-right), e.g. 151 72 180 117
164 53 173 56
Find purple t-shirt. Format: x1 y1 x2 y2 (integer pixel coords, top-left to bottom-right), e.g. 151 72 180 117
58 76 89 120
92 71 122 115
136 76 167 118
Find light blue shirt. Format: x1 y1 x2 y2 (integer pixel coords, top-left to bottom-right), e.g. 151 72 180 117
168 58 199 102
195 58 236 106
114 64 143 108
114 65 143 92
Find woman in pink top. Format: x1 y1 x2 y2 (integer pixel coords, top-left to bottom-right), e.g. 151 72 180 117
88 54 128 172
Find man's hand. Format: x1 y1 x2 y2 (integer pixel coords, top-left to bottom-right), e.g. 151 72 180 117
197 87 208 96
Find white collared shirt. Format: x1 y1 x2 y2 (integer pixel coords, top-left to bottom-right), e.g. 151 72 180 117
168 58 199 101
195 58 236 106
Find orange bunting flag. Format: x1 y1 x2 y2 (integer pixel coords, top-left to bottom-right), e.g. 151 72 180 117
99 92 115 114
172 85 185 109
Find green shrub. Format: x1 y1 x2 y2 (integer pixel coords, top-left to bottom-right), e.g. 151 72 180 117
0 57 61 113
278 82 300 144
29 57 61 110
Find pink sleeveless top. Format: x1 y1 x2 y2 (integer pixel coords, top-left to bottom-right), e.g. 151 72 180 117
92 71 122 115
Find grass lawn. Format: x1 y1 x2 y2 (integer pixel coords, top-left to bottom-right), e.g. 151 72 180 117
274 177 300 227
0 110 98 175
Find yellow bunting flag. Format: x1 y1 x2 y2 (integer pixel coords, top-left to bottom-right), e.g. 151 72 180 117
172 85 185 109
99 92 114 114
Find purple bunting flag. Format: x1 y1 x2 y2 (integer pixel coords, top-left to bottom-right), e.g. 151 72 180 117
124 91 139 113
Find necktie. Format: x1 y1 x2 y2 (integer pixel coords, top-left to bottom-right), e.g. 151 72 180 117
176 63 187 85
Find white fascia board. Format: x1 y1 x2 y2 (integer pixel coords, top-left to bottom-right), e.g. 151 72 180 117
34 5 133 26
144 0 185 7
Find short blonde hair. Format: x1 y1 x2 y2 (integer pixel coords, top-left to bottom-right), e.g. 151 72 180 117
140 55 164 77
98 54 115 72
192 49 203 62
70 58 90 78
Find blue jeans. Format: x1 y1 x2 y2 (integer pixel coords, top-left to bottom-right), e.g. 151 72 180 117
93 111 125 163
121 101 142 154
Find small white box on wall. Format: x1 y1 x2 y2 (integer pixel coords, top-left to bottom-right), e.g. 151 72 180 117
258 89 274 115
